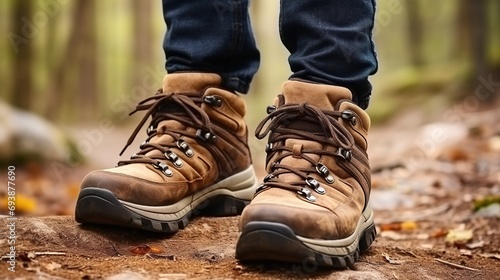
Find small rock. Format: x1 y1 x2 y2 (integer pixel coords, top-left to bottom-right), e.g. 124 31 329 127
475 203 500 218
0 101 78 163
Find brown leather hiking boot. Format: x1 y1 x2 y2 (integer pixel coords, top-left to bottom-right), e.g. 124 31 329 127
75 73 258 233
235 80 376 268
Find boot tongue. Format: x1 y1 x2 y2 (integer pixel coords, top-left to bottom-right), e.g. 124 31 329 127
144 73 222 158
273 80 353 185
280 80 352 109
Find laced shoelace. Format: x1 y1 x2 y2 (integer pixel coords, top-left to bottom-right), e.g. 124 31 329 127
116 90 217 177
255 102 360 201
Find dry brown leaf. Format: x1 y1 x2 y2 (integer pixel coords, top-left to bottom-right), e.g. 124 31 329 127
431 228 449 238
379 221 417 232
130 244 164 255
130 245 152 255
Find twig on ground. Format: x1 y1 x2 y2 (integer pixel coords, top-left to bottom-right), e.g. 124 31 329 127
33 252 67 256
434 258 479 271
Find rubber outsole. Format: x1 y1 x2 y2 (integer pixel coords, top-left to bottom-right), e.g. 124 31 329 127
75 187 249 233
235 221 377 269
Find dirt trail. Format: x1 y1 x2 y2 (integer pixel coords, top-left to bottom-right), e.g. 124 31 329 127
1 216 499 280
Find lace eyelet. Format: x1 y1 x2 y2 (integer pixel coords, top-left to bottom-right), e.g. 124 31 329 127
256 184 269 193
177 140 194 157
196 129 217 142
146 125 156 134
265 143 273 153
306 177 326 195
164 151 183 168
316 163 335 184
341 110 357 126
270 161 278 170
298 188 316 202
139 141 148 149
266 105 277 114
336 148 352 161
263 174 275 182
153 161 173 177
203 95 223 107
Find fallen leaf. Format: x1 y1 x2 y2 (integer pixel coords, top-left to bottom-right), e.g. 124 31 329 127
382 253 405 265
431 228 449 238
445 229 473 245
378 221 418 232
0 194 36 214
130 245 164 255
130 245 152 255
401 221 418 231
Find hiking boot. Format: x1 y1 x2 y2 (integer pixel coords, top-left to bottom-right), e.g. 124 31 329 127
75 73 258 233
235 80 376 268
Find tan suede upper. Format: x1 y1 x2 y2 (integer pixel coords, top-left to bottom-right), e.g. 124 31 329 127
240 80 371 240
80 73 252 206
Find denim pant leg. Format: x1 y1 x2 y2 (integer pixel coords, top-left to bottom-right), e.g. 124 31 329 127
280 0 378 108
162 0 260 93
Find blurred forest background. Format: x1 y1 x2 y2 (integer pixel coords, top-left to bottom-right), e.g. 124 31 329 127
0 0 499 215
1 0 499 123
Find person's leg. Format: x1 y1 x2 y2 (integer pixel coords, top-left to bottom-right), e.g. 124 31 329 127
75 1 260 233
280 0 377 108
163 0 260 93
236 0 377 268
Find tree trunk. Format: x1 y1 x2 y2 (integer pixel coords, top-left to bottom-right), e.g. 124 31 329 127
469 0 488 77
406 0 424 68
44 1 98 121
131 0 154 91
76 0 98 120
11 1 33 110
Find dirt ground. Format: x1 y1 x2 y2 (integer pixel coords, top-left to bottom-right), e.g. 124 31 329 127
1 106 500 279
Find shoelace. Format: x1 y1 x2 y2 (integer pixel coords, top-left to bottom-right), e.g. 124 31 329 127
255 102 360 201
116 90 216 177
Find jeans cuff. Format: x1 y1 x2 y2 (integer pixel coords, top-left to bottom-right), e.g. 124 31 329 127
221 76 250 94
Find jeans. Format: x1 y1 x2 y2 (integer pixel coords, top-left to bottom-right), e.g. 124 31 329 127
162 0 378 109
